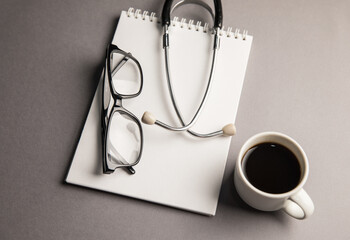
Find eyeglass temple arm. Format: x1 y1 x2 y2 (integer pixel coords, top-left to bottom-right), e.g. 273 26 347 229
111 55 130 76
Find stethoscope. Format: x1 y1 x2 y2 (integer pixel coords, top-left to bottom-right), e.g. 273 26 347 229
142 0 236 138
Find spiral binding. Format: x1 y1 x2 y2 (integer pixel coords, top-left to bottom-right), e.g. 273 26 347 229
126 8 248 40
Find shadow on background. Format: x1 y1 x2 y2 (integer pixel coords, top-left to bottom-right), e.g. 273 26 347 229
62 17 121 184
218 163 290 224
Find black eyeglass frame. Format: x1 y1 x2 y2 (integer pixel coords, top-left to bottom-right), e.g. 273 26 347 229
101 44 144 174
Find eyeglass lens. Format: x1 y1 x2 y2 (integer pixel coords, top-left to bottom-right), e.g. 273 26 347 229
109 51 142 96
106 111 142 168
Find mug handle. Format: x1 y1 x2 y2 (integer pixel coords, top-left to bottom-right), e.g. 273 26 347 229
283 188 314 220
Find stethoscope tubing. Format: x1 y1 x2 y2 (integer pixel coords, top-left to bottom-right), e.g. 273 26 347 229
162 0 223 29
154 35 223 137
143 0 235 138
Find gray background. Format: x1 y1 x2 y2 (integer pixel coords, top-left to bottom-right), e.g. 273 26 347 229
1 0 349 239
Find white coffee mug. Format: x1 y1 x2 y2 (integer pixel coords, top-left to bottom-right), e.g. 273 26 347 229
234 132 314 219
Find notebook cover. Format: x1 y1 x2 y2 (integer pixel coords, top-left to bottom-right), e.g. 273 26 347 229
66 9 252 216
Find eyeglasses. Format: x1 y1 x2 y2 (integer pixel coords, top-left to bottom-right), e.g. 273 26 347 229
101 44 144 174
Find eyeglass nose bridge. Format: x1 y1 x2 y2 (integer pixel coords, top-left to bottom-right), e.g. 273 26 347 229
113 98 123 107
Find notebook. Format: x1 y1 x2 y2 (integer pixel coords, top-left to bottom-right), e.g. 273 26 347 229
66 8 252 216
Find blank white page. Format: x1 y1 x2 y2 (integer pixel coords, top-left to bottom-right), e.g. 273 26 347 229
66 9 252 216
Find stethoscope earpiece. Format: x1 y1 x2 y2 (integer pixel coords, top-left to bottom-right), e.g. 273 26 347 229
142 111 156 125
222 123 236 136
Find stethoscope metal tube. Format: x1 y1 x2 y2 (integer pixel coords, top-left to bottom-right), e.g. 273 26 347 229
142 0 236 138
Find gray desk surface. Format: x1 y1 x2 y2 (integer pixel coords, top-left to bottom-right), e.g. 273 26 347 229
1 0 349 239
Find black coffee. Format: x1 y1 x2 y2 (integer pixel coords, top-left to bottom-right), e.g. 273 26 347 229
243 143 301 194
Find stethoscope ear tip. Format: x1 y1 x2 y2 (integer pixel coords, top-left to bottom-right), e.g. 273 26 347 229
142 111 156 125
222 123 236 136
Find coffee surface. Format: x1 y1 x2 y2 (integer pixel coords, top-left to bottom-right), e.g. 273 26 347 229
243 143 301 194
